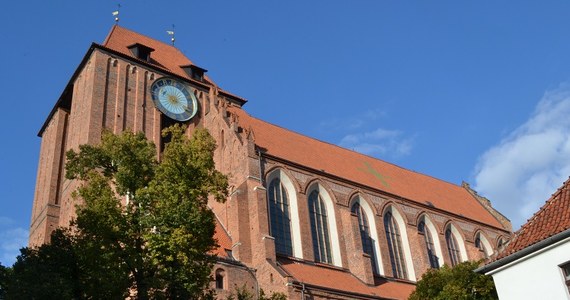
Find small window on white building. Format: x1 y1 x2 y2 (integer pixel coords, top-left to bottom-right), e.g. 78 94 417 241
561 262 570 294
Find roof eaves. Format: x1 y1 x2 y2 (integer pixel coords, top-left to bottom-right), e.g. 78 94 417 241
288 281 395 300
38 43 98 137
475 227 570 274
218 89 247 106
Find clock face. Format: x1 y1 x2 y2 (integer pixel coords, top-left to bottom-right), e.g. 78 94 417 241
150 77 198 121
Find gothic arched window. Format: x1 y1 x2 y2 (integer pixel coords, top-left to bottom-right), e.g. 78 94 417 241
497 237 506 252
309 190 332 264
445 228 461 266
418 220 439 269
268 178 293 256
384 211 407 279
475 232 491 259
352 202 378 274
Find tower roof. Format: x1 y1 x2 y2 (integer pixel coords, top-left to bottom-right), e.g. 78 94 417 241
102 25 212 85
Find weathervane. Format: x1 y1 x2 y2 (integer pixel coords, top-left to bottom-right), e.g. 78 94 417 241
167 25 175 46
112 4 121 23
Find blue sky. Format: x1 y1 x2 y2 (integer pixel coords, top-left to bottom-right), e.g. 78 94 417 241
2 1 570 266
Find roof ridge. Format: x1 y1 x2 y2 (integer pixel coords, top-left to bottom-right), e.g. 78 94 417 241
213 212 232 245
518 176 570 232
102 24 119 47
233 107 468 190
491 176 570 261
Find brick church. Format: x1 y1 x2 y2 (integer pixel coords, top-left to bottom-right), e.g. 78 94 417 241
30 25 512 299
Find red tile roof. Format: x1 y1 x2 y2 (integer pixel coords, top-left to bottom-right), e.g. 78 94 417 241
212 217 233 259
279 258 415 300
495 177 570 260
231 108 505 229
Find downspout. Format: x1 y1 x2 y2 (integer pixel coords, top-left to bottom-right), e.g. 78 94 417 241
254 147 263 299
257 147 271 235
257 147 265 188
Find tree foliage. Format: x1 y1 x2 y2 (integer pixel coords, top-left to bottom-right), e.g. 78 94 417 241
7 125 228 299
408 261 498 300
225 286 287 300
5 229 85 299
0 262 9 299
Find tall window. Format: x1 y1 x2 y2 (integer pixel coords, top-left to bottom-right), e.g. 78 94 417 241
384 211 407 279
445 228 461 266
475 233 489 259
497 237 505 250
418 221 439 269
309 190 332 264
352 202 378 274
215 268 226 290
268 178 293 256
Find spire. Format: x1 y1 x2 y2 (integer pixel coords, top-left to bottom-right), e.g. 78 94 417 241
167 24 175 46
112 4 121 24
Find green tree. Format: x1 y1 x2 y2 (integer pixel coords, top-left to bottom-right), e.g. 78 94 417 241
408 261 498 300
6 229 84 299
0 262 9 299
226 284 254 300
259 289 287 300
65 125 228 299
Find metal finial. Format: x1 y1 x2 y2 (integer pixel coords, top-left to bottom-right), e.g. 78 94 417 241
112 4 121 23
167 24 175 46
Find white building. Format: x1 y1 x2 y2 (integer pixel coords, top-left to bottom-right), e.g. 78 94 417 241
476 178 570 300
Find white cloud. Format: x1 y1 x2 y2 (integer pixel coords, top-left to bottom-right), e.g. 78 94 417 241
473 84 570 229
0 221 28 266
339 128 414 157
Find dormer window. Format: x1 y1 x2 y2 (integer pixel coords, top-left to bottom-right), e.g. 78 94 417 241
181 64 207 82
127 43 155 62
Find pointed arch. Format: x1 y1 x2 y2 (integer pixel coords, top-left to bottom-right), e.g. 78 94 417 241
307 182 342 267
417 214 443 269
496 236 507 252
474 231 493 259
444 222 468 266
266 169 303 258
383 205 415 281
350 195 384 275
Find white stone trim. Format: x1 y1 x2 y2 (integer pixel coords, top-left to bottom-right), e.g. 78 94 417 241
352 196 385 275
448 223 468 263
477 231 494 258
387 205 416 281
308 183 342 267
422 215 444 268
267 169 303 259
